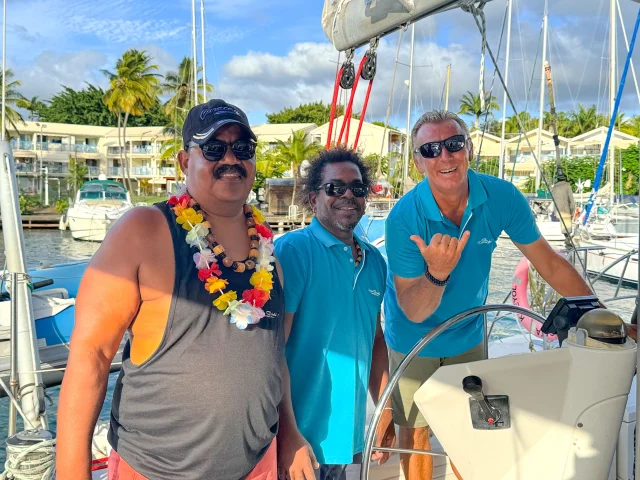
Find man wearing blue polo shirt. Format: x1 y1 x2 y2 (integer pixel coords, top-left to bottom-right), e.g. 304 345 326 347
275 148 395 480
385 110 593 480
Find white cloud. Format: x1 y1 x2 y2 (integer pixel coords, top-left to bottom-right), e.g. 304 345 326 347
13 50 108 100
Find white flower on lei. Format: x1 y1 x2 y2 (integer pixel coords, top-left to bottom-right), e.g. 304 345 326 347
171 182 188 197
256 237 275 272
186 222 209 249
193 248 216 269
229 301 265 330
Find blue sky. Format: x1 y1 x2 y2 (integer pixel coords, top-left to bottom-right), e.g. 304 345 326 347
4 0 640 129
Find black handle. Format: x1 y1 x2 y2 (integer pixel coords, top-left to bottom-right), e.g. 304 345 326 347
462 375 483 395
463 375 500 424
32 279 54 290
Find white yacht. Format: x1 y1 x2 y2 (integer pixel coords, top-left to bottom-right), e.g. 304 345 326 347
61 176 133 242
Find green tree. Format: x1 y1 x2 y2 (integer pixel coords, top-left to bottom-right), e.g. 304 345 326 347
458 91 500 129
38 85 116 126
16 95 46 121
568 104 600 136
274 130 322 205
620 115 640 138
127 97 171 126
254 142 289 192
371 121 399 131
68 155 88 196
0 69 26 138
102 49 161 192
504 112 537 134
267 101 344 126
161 57 213 119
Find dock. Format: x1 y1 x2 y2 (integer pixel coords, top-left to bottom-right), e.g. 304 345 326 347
265 215 311 233
0 214 60 229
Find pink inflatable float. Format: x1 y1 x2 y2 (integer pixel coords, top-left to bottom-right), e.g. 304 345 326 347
511 257 558 341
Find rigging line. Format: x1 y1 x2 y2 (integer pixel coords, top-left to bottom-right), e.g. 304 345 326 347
468 11 594 286
474 0 509 170
515 0 528 108
617 0 640 105
575 0 607 105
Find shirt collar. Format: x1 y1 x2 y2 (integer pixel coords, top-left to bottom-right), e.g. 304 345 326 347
309 217 371 250
418 169 488 222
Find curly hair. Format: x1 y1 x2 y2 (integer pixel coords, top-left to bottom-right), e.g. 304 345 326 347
299 147 372 208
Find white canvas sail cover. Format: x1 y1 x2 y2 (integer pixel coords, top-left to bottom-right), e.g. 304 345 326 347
322 0 492 52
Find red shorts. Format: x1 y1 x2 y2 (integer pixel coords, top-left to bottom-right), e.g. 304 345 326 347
108 439 277 480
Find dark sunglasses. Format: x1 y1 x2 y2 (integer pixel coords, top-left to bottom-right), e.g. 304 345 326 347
415 134 467 159
317 181 368 198
188 139 256 161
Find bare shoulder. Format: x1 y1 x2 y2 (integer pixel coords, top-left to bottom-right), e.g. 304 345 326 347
89 205 169 268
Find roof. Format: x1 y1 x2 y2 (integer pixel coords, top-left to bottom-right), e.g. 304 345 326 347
505 128 570 144
570 127 640 142
80 179 126 190
469 130 501 142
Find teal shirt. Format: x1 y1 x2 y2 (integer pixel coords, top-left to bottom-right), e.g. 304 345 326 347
384 170 540 357
275 218 386 464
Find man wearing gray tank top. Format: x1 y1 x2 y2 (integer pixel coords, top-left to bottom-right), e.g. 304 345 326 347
57 99 286 480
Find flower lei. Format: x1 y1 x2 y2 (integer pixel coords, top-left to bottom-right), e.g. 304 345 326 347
168 193 275 330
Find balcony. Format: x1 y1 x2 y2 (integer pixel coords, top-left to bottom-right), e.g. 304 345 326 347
108 167 123 176
76 144 98 153
46 163 69 175
159 167 176 176
108 145 155 156
86 166 100 176
15 162 35 173
132 166 154 176
10 140 34 150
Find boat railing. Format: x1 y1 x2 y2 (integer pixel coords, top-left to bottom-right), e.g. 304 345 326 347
361 304 548 480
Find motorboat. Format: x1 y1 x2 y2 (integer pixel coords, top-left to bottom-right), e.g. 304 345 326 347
61 176 133 242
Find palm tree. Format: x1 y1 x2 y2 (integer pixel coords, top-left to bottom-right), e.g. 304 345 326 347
620 115 640 138
568 104 599 136
102 49 161 192
0 69 26 138
458 91 500 129
161 57 214 120
160 107 187 181
16 95 46 121
504 112 537 135
274 130 322 205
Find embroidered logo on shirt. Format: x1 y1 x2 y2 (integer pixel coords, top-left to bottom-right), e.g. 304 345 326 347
264 311 279 318
477 238 493 245
369 289 381 297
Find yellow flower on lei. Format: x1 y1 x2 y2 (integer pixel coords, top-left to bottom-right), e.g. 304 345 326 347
251 205 265 224
213 290 238 311
176 208 203 231
250 270 273 292
205 276 228 293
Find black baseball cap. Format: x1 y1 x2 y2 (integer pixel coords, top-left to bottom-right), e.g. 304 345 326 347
182 99 256 148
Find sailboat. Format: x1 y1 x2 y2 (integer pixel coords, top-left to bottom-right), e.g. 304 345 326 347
322 1 640 479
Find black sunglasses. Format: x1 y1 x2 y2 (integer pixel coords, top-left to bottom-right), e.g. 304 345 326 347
189 139 256 161
415 134 467 159
317 181 368 198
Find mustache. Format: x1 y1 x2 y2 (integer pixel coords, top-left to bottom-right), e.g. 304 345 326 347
214 164 247 179
332 198 361 210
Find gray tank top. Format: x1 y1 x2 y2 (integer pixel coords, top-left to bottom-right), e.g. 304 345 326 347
108 201 284 480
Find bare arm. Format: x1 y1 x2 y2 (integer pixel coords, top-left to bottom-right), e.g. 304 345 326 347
395 232 470 323
515 237 592 297
368 315 390 404
394 274 446 323
56 208 157 480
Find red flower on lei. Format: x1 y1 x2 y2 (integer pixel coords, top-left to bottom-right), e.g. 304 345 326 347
242 288 270 308
198 264 222 281
255 223 273 239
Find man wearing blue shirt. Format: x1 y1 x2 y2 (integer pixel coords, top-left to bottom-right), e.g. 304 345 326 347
385 110 593 480
275 148 395 480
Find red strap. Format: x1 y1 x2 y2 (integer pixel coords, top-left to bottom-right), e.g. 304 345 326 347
353 77 375 150
326 66 344 150
337 55 368 146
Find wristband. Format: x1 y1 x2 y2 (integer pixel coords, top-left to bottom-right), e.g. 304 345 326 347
425 266 450 287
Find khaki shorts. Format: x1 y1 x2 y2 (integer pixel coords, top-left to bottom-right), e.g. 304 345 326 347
388 343 485 428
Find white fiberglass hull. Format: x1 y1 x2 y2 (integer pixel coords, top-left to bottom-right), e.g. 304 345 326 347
67 205 132 242
583 237 638 286
500 220 566 242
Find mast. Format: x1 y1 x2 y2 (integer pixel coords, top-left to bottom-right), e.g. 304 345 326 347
403 23 415 194
1 0 6 141
544 61 562 171
378 30 403 178
535 1 548 191
191 0 198 107
444 64 451 111
200 0 207 103
498 0 512 180
609 0 616 204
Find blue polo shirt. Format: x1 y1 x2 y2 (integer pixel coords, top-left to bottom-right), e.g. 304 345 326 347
274 218 386 464
384 170 540 358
